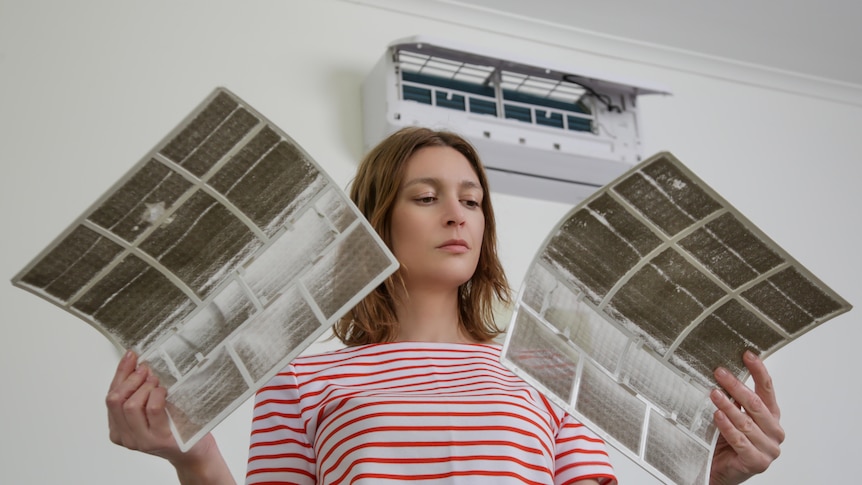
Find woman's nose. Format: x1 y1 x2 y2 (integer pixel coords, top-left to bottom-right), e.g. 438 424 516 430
444 198 466 226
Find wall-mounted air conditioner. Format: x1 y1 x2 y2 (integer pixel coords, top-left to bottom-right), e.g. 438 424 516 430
361 35 671 204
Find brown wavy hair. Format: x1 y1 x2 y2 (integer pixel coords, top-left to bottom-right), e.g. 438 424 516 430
333 126 510 345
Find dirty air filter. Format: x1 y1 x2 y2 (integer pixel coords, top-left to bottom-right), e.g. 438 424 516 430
12 88 400 451
501 152 851 485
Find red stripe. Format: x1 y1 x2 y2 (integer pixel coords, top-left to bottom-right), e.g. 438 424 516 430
536 391 562 427
256 364 519 412
327 450 552 484
245 482 306 485
556 460 615 476
321 439 547 482
252 410 302 423
347 470 548 485
286 367 524 418
316 398 553 447
557 433 606 445
248 437 312 450
558 473 618 485
302 371 523 406
556 447 610 461
296 360 516 390
319 424 555 465
250 424 305 436
245 466 315 479
247 452 315 464
293 343 499 369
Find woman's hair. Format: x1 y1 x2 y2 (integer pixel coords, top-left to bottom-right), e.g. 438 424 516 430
333 126 511 345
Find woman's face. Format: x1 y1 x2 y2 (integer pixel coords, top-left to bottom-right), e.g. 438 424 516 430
389 145 485 292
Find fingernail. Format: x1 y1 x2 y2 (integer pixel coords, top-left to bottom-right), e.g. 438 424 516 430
124 349 134 360
744 350 758 362
715 367 730 378
710 389 725 403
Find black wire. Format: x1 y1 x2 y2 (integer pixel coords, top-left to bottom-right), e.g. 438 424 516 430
562 74 622 113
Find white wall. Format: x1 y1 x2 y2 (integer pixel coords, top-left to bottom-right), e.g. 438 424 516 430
1 1 859 483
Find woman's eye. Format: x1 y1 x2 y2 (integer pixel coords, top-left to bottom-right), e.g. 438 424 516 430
463 199 480 208
417 196 436 204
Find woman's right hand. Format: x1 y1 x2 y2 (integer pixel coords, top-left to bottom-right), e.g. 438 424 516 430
106 349 184 461
105 350 236 484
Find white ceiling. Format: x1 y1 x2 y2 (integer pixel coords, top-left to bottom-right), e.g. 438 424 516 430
456 0 862 87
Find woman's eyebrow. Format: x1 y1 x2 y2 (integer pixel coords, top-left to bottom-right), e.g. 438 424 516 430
402 177 440 189
402 177 482 191
460 180 482 191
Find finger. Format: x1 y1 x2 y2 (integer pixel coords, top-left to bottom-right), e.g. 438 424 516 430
109 349 138 390
714 359 785 445
106 359 149 428
122 367 160 439
144 382 172 439
711 399 752 450
106 351 148 417
711 386 766 443
711 389 780 471
712 368 784 453
711 389 766 453
711 404 775 474
108 360 148 405
743 350 781 418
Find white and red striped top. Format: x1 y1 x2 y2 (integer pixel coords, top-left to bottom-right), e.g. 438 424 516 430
246 342 616 485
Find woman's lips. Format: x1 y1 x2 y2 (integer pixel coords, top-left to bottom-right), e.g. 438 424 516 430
437 239 470 253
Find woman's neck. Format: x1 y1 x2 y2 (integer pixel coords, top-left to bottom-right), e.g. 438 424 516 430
393 287 475 343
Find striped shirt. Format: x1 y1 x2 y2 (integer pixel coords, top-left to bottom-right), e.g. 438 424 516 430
246 342 616 485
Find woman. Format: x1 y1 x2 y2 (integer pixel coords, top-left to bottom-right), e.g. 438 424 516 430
106 127 783 484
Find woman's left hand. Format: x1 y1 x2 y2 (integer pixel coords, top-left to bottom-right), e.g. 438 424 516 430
708 350 784 485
